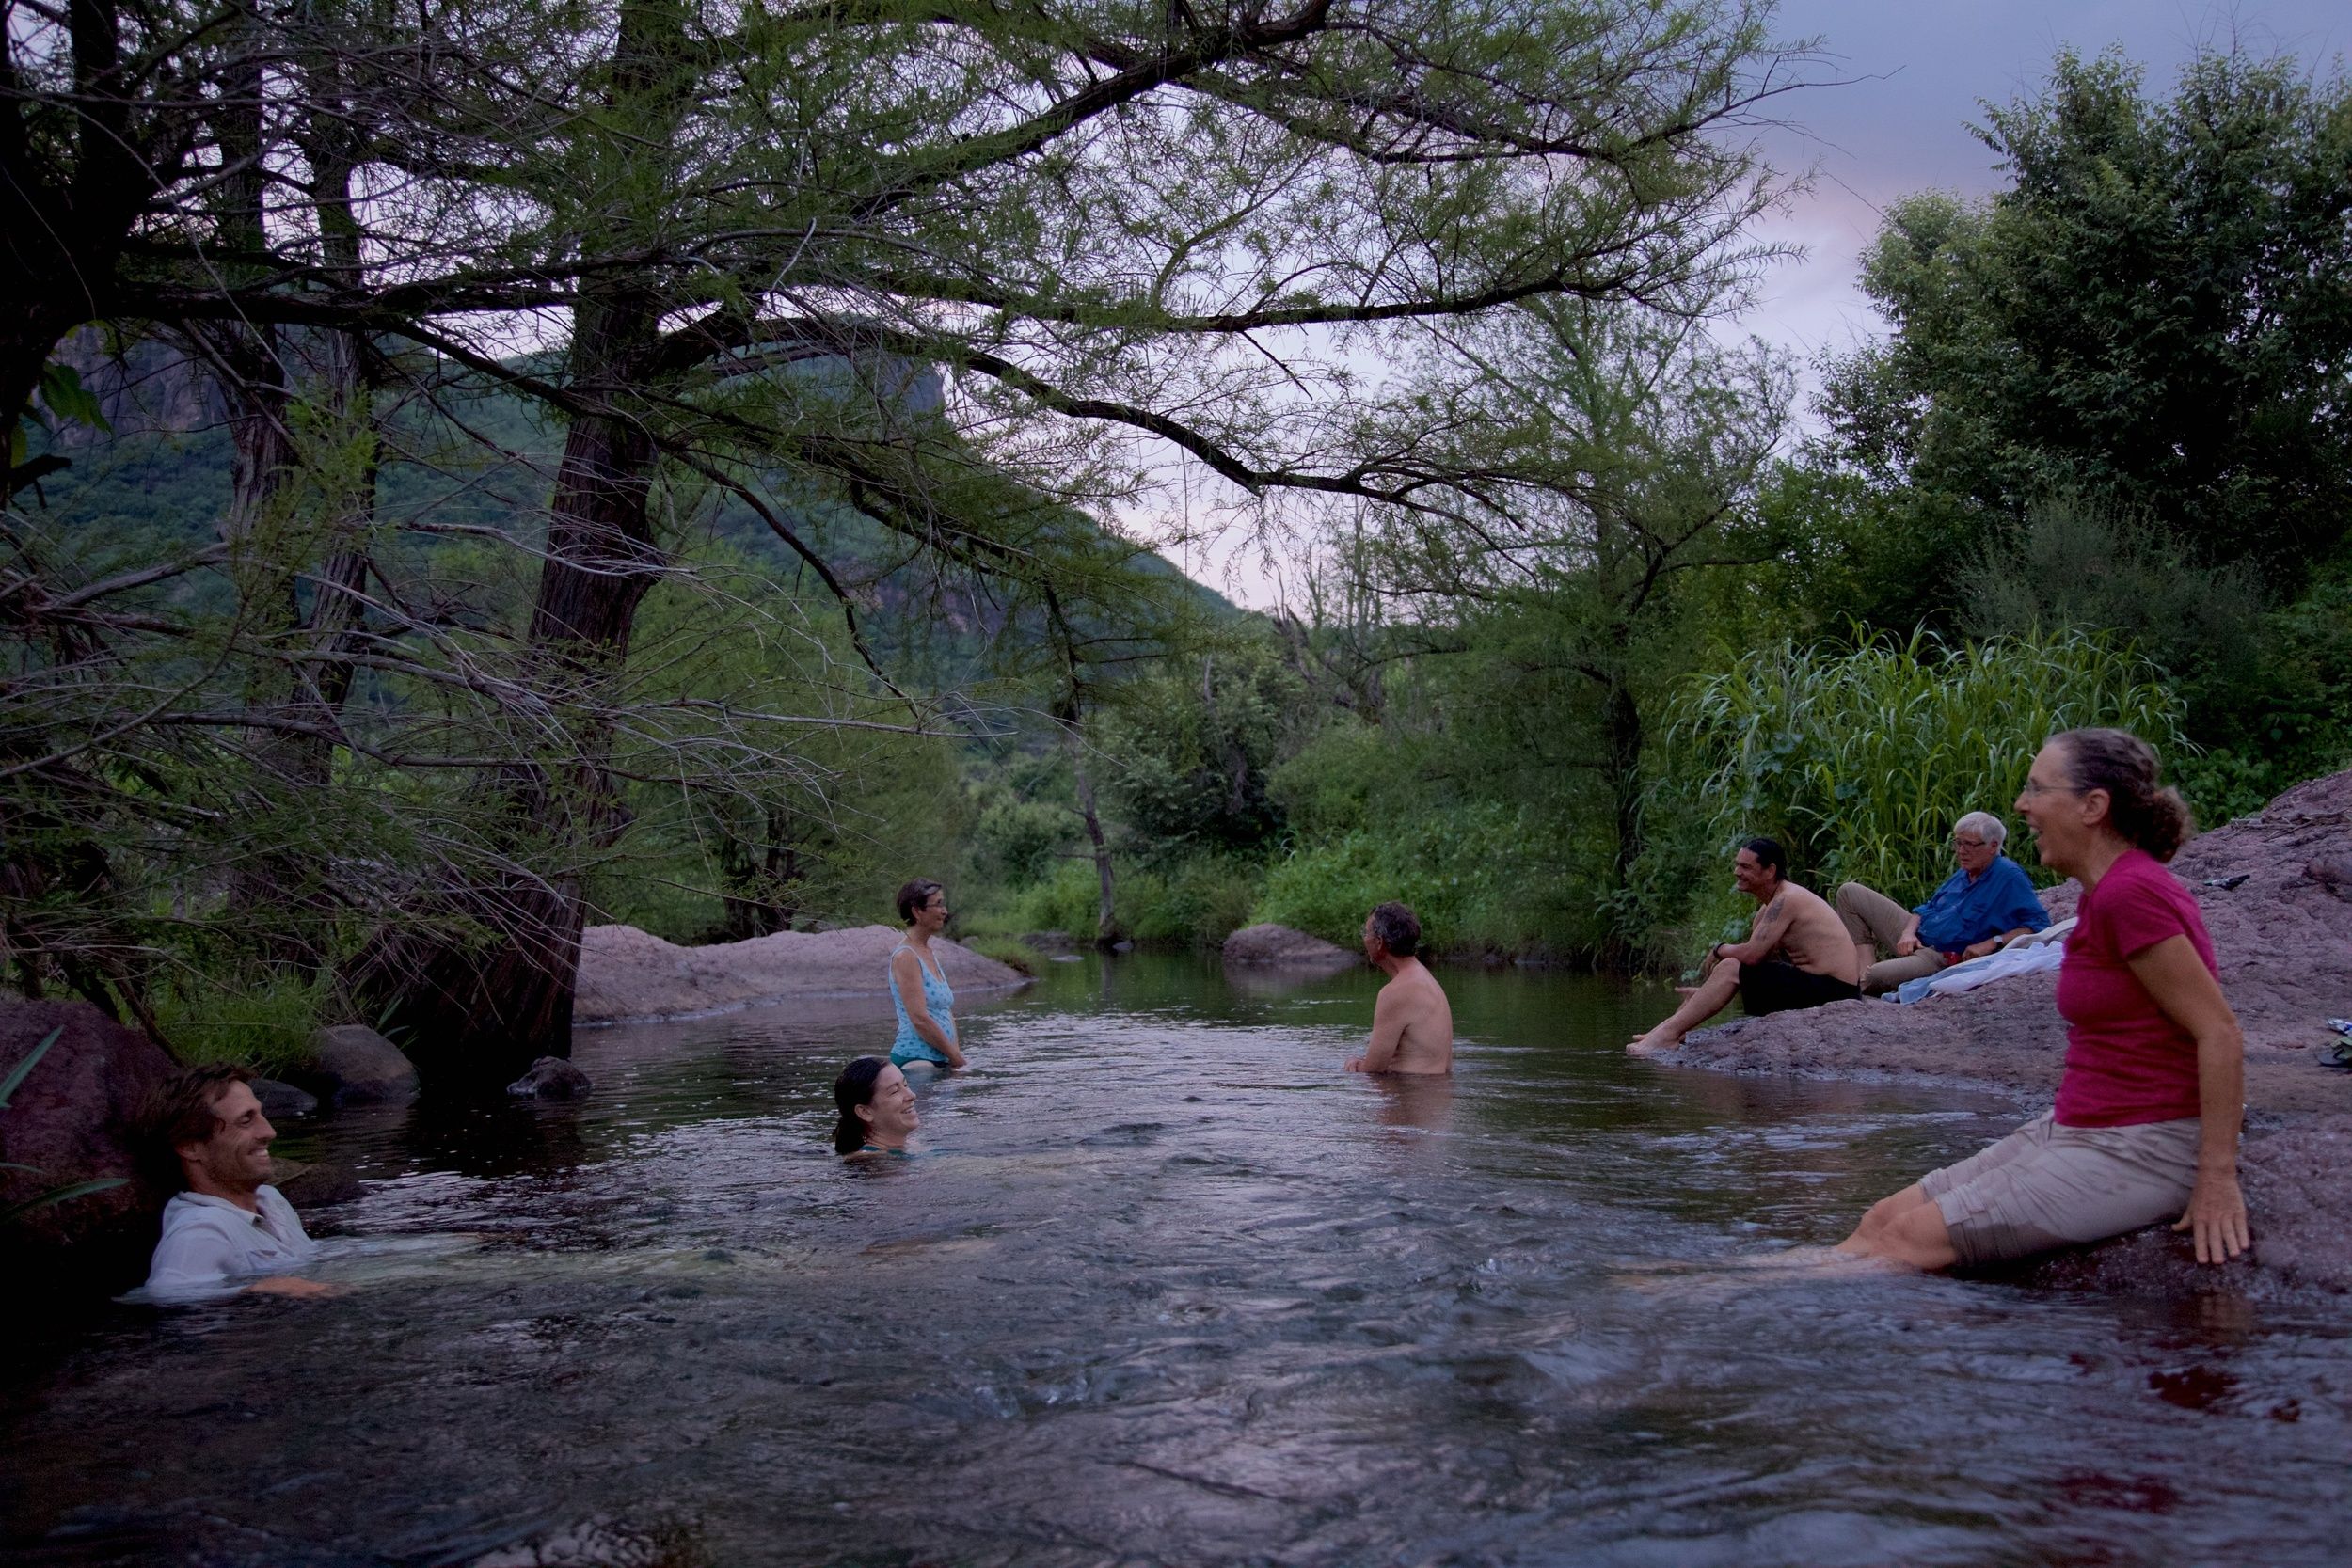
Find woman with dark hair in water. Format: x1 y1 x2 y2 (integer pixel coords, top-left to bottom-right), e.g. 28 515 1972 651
1838 728 2249 1270
833 1056 919 1158
888 878 965 1071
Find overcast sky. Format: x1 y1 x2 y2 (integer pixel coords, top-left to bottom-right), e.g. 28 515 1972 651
1176 1 2348 608
1740 0 2347 371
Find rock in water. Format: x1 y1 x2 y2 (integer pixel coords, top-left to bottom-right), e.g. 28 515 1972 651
507 1056 593 1100
250 1078 317 1119
0 1000 176 1286
575 923 1029 1025
303 1025 420 1106
1219 923 1359 969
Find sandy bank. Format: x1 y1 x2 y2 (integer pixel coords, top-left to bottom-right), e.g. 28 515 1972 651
1649 768 2352 1299
575 924 1029 1026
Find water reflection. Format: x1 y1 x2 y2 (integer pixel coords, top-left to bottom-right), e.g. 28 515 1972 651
3 953 2345 1568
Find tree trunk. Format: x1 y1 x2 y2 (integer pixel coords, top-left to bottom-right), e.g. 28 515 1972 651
1598 672 1645 973
350 1 684 1080
352 289 664 1075
0 0 153 447
1068 734 1119 947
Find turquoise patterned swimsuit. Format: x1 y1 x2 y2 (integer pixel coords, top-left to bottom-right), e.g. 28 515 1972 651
889 942 957 1068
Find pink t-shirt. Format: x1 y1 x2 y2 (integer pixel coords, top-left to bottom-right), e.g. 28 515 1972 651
2052 847 2217 1127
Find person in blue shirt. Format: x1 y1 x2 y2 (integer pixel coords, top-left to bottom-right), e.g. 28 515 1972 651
1836 812 2051 994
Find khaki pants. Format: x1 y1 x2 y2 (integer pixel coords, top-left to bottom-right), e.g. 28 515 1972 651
1919 1114 2201 1265
1836 880 1948 996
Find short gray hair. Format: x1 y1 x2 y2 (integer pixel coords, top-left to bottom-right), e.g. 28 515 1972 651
1953 811 2007 847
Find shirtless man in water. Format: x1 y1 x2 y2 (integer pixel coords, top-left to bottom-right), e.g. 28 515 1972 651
1629 836 1861 1054
1346 901 1454 1074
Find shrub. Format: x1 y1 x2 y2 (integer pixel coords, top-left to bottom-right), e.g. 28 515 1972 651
1256 802 1586 956
1124 856 1263 946
980 854 1263 948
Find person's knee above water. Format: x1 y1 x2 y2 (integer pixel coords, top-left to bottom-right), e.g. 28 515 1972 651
139 1065 330 1302
1836 812 2051 995
1345 901 1454 1075
1629 837 1859 1054
887 878 965 1071
834 1056 919 1158
1836 728 2249 1272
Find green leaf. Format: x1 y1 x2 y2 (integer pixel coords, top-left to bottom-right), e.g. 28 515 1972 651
0 1026 64 1110
38 361 110 434
0 1177 127 1227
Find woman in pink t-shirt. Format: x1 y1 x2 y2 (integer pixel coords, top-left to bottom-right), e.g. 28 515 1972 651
1836 728 2249 1270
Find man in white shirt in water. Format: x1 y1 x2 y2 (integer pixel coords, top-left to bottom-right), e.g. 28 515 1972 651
142 1064 332 1301
1346 901 1454 1074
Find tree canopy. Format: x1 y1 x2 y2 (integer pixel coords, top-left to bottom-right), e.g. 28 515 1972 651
1818 46 2352 580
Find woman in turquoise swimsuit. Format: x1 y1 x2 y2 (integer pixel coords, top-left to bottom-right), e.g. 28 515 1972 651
833 1056 918 1157
889 878 966 1071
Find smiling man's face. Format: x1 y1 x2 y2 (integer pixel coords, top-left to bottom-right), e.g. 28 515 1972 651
176 1081 277 1196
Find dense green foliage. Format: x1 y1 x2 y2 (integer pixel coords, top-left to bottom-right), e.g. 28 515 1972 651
1819 48 2352 582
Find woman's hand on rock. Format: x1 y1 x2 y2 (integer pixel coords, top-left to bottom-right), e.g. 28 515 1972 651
2172 1169 2250 1264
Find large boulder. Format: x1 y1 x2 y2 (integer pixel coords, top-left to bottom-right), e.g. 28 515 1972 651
301 1024 420 1106
1219 923 1360 969
250 1077 317 1119
0 1000 176 1285
574 923 1029 1025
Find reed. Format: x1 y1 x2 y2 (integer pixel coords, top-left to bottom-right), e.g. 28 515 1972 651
1665 628 2185 900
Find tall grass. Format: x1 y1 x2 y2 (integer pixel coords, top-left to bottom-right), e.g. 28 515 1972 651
1665 628 2185 901
151 970 336 1076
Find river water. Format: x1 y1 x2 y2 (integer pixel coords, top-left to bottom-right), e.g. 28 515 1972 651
5 956 2345 1567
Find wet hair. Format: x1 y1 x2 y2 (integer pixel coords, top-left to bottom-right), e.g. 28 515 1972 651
2052 727 2194 863
832 1055 888 1154
1366 901 1421 958
140 1063 254 1190
1739 836 1788 881
895 878 945 926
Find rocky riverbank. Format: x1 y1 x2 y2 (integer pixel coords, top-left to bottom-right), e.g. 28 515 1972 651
574 923 1031 1025
1647 768 2352 1301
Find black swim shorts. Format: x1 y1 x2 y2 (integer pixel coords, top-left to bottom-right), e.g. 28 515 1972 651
1738 958 1862 1016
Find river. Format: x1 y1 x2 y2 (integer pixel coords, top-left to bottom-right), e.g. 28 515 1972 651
3 955 2344 1566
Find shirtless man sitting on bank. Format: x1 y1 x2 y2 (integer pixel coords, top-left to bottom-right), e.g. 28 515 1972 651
1629 837 1861 1055
1346 900 1454 1074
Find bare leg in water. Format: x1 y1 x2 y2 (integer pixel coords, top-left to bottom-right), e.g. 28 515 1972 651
1835 1182 1960 1269
1629 957 1741 1054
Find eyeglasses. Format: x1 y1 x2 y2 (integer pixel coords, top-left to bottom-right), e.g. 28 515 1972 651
1951 836 1990 848
2018 778 2084 799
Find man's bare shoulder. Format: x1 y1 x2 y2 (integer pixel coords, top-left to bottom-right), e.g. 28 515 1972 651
1783 881 1844 921
1384 961 1448 1002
